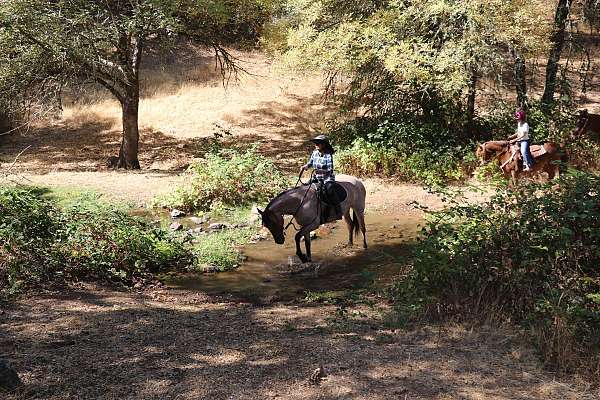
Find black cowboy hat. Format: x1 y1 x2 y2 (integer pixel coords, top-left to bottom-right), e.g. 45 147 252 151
311 134 335 154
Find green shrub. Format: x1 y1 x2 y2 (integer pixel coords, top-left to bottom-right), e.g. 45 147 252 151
192 227 254 271
395 171 600 375
0 187 191 296
479 99 576 142
152 145 289 211
332 118 474 184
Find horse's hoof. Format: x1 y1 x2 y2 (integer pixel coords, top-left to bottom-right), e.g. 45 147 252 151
298 254 308 263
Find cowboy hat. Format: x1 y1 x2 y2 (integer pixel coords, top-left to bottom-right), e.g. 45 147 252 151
311 134 335 154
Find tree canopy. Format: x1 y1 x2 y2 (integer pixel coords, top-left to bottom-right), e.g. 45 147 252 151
281 0 553 121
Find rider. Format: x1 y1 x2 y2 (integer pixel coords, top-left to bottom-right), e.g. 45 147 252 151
299 134 343 220
507 108 533 172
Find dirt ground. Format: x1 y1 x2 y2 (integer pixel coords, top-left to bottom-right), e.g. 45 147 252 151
2 286 598 400
1 50 600 398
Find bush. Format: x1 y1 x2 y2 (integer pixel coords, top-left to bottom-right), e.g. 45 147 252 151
331 117 475 184
192 227 254 271
152 146 289 211
395 172 600 375
479 99 577 142
0 187 191 296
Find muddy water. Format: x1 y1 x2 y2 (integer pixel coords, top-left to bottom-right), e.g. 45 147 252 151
163 213 423 302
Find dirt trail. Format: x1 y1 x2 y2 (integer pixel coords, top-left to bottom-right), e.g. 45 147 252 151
2 286 597 400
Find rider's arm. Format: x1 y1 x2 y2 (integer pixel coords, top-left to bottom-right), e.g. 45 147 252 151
301 152 315 171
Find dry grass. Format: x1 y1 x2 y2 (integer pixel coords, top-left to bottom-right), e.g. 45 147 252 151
0 48 337 177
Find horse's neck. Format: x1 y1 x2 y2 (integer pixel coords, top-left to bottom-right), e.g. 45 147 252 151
486 140 508 151
269 186 313 216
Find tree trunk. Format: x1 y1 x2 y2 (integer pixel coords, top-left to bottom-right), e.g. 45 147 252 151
117 86 141 169
0 110 9 133
511 48 528 109
465 71 477 138
542 0 571 105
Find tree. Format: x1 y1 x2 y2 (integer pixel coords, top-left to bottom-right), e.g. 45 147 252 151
541 0 572 105
0 0 270 169
281 0 551 128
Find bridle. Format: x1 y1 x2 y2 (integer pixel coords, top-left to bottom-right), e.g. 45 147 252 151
282 170 318 234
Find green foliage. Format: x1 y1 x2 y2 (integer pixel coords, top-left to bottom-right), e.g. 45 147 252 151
152 146 289 212
480 99 577 142
0 187 191 297
331 117 475 184
192 227 254 271
396 172 600 374
281 0 551 118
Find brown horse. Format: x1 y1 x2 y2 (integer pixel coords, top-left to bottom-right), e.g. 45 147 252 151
258 174 367 263
572 109 600 139
476 140 565 184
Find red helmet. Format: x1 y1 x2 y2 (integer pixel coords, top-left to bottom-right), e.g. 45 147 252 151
514 110 526 121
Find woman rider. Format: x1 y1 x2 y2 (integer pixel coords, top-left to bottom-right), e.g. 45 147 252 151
507 108 533 172
299 135 343 220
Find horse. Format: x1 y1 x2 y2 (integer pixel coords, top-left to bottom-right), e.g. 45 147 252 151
476 140 565 184
257 174 367 263
572 109 600 139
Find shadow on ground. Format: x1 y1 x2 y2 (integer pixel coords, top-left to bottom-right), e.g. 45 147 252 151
2 239 595 400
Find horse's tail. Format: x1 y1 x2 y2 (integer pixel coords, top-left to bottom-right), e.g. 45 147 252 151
352 209 360 239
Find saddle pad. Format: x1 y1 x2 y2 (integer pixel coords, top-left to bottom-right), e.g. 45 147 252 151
332 183 348 203
319 182 348 205
530 144 547 158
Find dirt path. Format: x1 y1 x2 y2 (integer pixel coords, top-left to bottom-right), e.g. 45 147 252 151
2 286 596 400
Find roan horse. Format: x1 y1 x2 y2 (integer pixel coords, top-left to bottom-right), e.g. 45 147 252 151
476 140 566 184
258 174 367 263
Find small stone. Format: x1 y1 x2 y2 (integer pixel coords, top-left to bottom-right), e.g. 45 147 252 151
169 222 183 231
190 217 204 225
310 231 317 239
209 223 227 231
170 209 186 218
188 227 203 234
0 359 21 391
201 265 219 273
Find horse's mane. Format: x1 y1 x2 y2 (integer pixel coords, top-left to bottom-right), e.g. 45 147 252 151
265 183 312 210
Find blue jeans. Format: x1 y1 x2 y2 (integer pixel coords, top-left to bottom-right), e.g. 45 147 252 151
519 140 533 169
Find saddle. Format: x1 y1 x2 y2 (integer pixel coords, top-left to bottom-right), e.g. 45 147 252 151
509 143 547 160
316 181 347 224
506 143 548 171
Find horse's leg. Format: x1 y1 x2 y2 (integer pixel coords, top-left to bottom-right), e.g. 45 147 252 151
294 231 308 263
304 232 312 262
357 211 367 249
546 162 556 180
303 220 321 262
343 209 353 246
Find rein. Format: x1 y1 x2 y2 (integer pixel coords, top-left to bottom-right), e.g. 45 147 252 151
282 171 316 234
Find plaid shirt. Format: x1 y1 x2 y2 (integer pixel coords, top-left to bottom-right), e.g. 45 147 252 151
307 150 335 182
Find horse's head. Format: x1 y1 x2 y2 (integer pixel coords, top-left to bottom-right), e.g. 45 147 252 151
257 207 285 244
475 142 490 165
571 109 590 139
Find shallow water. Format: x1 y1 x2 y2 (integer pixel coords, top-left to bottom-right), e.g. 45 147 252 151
163 212 423 302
